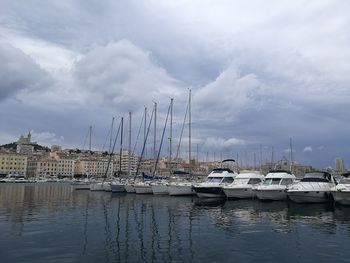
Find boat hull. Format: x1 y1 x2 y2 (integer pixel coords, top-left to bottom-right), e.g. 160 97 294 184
223 187 255 199
134 185 153 194
288 191 331 203
256 189 288 201
333 191 350 205
151 184 169 195
168 185 194 196
194 186 225 198
110 183 126 193
125 184 136 193
90 182 105 191
71 183 90 190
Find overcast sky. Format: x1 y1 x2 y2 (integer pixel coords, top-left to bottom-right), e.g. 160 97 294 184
0 0 349 169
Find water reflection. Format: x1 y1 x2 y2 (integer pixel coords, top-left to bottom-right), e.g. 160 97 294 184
2 184 350 262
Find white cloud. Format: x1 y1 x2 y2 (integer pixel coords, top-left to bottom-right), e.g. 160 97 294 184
303 146 313 152
73 40 185 110
0 42 51 101
31 131 64 145
204 137 245 149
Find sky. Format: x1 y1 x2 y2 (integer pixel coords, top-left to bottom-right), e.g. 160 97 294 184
0 0 349 169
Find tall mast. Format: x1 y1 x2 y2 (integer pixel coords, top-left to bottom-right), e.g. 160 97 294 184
169 98 173 175
109 117 114 154
128 112 132 177
119 117 123 176
89 125 92 152
153 102 157 173
144 107 147 159
290 138 293 173
189 89 192 175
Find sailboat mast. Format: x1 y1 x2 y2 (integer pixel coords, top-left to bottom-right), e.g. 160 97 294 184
169 98 173 175
154 102 157 173
89 125 92 152
290 138 293 173
189 89 192 175
109 117 114 154
128 111 131 177
119 117 123 176
144 107 147 160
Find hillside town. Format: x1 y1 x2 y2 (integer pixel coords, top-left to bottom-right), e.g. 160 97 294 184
0 132 346 180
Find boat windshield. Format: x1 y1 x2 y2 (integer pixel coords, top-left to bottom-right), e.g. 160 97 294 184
280 178 294 185
263 178 281 185
301 172 331 182
207 177 223 183
221 177 234 184
248 178 263 185
234 178 249 185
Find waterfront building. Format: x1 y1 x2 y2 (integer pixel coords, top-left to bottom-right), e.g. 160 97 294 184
112 150 138 176
0 152 27 177
74 158 114 178
26 153 75 178
335 157 345 173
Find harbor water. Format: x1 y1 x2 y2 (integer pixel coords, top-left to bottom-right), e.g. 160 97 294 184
1 183 350 262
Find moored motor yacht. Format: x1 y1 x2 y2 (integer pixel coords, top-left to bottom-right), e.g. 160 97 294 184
222 170 264 199
287 171 336 203
332 172 350 205
193 168 237 198
255 170 295 201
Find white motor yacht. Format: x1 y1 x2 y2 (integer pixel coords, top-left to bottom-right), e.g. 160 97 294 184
332 172 350 205
287 171 336 203
193 168 237 198
222 171 264 199
255 170 295 201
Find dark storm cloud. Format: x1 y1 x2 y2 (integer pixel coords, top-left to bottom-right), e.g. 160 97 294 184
0 43 50 101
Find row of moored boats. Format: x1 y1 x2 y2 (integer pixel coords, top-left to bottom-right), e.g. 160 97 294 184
71 168 350 205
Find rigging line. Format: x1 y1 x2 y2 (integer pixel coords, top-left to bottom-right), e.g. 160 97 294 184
133 111 145 154
175 102 189 167
103 118 122 180
134 107 155 181
101 122 112 152
153 101 171 178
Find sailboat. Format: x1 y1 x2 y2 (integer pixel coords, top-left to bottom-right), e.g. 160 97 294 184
110 117 127 193
134 104 156 194
168 89 195 196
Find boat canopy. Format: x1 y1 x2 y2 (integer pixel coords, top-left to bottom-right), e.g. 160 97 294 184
300 172 332 183
211 168 234 173
268 170 292 174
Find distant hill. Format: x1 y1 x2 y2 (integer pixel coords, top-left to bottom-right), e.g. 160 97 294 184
0 142 50 152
